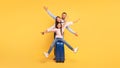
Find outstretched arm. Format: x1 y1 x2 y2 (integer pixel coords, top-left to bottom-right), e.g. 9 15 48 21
73 18 80 23
41 27 56 35
43 6 56 19
65 18 80 36
65 18 80 26
66 26 78 36
41 30 54 35
41 30 48 35
47 24 55 32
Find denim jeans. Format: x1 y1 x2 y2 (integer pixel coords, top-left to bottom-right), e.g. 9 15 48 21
48 38 74 54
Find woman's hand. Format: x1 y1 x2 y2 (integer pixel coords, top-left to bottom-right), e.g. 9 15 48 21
73 18 80 23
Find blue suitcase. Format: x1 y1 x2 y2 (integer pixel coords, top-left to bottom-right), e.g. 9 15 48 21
55 40 65 63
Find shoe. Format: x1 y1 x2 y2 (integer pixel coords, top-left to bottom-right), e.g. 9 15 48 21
53 56 56 60
53 57 56 60
74 47 78 53
44 52 49 58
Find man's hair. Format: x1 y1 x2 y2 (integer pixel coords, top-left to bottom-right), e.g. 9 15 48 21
62 12 67 15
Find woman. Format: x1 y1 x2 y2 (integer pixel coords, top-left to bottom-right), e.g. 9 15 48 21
42 16 80 58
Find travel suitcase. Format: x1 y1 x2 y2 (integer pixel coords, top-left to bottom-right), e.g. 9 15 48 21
55 40 65 63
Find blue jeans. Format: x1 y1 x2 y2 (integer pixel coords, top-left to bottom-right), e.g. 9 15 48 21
48 38 74 54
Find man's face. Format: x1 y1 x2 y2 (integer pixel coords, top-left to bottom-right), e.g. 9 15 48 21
62 14 67 19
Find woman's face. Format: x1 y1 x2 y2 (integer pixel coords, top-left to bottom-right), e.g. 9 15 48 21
57 23 62 28
56 17 61 22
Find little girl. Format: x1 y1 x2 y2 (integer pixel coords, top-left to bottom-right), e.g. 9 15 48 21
42 16 80 58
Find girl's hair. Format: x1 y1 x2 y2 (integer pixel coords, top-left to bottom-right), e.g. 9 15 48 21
55 16 63 35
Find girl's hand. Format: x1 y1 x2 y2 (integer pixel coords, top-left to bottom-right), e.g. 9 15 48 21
41 32 45 35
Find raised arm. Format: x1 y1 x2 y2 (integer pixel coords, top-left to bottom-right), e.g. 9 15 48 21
43 6 56 19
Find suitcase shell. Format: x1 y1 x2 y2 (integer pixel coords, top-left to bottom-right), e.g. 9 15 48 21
55 41 65 63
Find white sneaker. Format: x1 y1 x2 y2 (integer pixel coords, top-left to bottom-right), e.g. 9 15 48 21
44 52 49 58
74 47 78 53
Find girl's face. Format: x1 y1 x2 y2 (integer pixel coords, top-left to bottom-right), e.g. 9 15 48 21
57 23 62 28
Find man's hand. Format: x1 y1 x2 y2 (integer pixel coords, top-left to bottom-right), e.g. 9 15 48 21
74 33 78 37
43 6 48 11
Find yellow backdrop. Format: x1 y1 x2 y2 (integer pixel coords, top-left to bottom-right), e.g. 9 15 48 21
0 0 120 68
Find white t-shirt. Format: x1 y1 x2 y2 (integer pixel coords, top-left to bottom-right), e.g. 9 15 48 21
47 22 73 38
47 19 64 32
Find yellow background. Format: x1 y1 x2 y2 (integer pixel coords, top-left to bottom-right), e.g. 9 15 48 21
0 0 120 68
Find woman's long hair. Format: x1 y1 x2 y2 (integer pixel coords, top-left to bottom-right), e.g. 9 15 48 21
55 16 63 36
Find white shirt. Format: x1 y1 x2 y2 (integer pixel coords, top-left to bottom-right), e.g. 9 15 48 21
47 22 73 38
47 19 64 31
